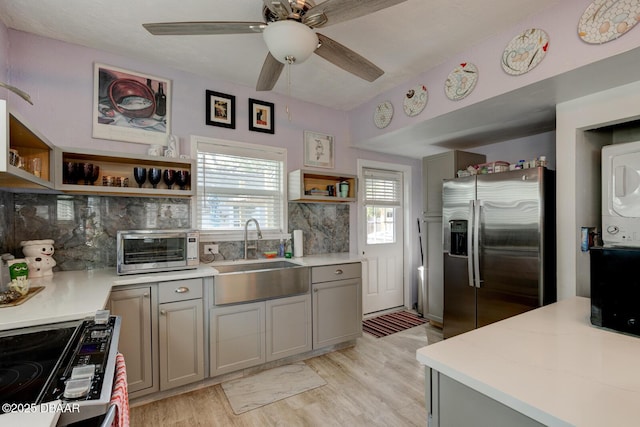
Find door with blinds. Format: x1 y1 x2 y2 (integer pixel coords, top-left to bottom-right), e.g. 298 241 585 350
362 168 404 314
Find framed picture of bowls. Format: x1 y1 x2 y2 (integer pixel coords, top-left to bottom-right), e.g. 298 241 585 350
93 63 171 146
205 90 235 129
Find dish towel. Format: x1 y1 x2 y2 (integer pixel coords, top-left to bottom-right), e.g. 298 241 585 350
110 352 130 427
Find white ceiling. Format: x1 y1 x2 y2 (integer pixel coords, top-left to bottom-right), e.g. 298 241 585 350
0 0 562 111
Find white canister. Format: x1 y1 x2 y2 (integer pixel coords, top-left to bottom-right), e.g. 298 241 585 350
293 230 303 258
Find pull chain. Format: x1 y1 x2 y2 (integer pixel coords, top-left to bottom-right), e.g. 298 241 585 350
285 56 294 122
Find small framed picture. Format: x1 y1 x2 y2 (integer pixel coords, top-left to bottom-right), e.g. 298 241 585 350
304 131 334 169
206 90 235 129
248 98 275 134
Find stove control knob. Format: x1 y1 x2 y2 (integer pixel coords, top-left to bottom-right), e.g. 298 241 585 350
63 378 92 399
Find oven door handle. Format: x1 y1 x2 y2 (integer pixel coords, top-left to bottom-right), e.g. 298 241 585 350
100 404 117 427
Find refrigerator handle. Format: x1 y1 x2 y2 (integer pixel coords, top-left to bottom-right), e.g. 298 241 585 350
473 200 482 288
467 200 475 288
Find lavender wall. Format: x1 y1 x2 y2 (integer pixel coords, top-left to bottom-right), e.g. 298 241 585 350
349 1 640 144
4 28 422 258
474 131 556 169
0 21 8 83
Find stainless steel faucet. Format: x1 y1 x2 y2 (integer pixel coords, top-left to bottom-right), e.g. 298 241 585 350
244 218 263 259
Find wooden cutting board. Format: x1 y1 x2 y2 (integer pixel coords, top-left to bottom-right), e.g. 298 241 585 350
0 286 44 307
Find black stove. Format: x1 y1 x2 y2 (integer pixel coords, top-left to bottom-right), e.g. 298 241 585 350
0 313 121 425
0 324 78 409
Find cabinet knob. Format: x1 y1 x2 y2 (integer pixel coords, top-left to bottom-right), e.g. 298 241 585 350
143 293 150 298
160 310 166 315
314 288 318 293
335 269 343 275
175 287 189 294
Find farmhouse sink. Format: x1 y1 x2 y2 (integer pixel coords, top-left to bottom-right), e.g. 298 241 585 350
213 261 300 274
212 261 309 305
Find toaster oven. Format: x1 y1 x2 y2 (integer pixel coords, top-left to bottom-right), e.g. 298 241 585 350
116 229 199 275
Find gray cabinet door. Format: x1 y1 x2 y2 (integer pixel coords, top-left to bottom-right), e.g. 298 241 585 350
109 286 156 395
266 294 312 362
428 370 544 427
159 299 204 390
210 301 265 376
312 277 362 348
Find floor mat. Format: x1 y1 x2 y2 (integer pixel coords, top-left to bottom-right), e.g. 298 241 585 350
221 362 326 415
363 311 428 338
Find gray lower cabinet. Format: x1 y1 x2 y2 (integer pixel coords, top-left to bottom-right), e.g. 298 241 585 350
158 278 205 391
266 294 312 361
311 263 362 349
210 301 266 376
426 368 544 427
209 294 312 377
109 278 205 397
108 285 158 397
159 300 204 390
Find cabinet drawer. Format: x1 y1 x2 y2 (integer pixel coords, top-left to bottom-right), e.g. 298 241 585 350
158 278 203 303
312 263 361 283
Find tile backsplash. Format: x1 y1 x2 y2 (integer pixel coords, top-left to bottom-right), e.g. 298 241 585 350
5 193 191 271
201 203 350 262
0 192 349 271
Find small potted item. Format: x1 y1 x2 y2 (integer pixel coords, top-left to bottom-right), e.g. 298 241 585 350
20 239 56 278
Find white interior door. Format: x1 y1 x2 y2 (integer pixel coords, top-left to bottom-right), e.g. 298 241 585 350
361 168 404 315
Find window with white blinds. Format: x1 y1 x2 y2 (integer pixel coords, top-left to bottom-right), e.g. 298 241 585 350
363 168 402 207
363 168 402 245
196 139 286 235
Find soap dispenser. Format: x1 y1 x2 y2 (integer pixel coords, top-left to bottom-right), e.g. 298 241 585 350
284 234 292 259
278 235 285 257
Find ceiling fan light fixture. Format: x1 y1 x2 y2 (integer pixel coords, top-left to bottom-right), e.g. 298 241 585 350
262 20 318 64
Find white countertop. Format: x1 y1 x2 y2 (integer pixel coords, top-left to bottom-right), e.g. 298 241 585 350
416 297 640 427
0 253 360 331
0 265 216 331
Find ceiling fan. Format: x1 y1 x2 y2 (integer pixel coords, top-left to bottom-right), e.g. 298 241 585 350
143 0 407 91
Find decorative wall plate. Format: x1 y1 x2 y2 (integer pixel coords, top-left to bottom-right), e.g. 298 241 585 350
578 0 640 44
444 62 478 101
501 28 549 76
374 101 394 128
402 84 428 117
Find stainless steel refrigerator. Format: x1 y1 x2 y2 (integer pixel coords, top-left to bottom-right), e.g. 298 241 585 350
442 167 556 339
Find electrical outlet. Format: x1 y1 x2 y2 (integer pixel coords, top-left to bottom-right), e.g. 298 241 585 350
204 244 219 254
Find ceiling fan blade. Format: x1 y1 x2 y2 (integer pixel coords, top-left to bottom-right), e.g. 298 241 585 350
303 0 407 27
314 33 383 82
143 21 265 35
256 52 285 91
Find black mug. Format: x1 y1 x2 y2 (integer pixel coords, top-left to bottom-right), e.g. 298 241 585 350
327 185 335 196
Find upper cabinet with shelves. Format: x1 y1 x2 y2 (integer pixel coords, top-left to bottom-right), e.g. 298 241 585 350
0 100 55 191
55 147 195 197
289 169 357 202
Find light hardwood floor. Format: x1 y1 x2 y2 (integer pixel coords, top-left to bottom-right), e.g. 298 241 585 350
130 323 443 426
